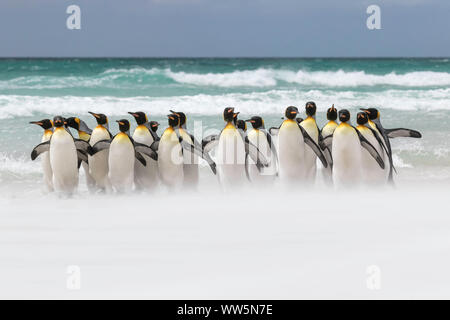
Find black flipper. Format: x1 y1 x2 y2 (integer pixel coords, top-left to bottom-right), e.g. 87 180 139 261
374 122 395 182
244 136 269 171
89 139 111 156
269 126 280 136
354 127 385 169
298 126 328 168
135 151 147 166
31 141 50 160
133 141 158 161
150 140 159 152
262 128 278 169
385 128 422 139
74 139 91 154
179 136 217 175
202 134 220 154
77 150 88 169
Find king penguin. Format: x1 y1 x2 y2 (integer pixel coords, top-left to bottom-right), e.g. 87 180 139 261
300 101 321 182
65 116 96 191
30 116 90 194
202 107 268 190
276 106 327 184
355 112 389 185
323 110 384 188
157 113 185 189
29 119 54 192
128 111 159 191
88 111 113 192
169 110 199 189
320 104 338 177
245 116 278 184
89 119 157 193
360 108 422 184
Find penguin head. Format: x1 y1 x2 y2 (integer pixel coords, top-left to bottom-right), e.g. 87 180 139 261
338 109 350 123
149 121 159 132
170 110 186 127
246 116 264 130
327 105 338 121
53 116 65 128
128 111 148 125
65 117 81 130
236 119 247 131
88 111 108 126
360 108 380 121
285 106 299 120
223 107 235 122
356 112 369 125
116 119 130 133
305 101 317 117
167 113 180 128
29 119 53 130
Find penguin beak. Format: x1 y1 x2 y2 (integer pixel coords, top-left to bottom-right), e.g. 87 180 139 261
291 111 298 115
233 112 240 118
360 108 369 113
116 120 124 125
29 121 42 126
128 112 138 118
88 111 100 119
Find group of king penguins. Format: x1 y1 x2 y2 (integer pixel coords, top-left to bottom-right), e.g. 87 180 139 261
29 102 421 194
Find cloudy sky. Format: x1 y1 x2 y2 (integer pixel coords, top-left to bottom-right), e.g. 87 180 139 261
0 0 448 57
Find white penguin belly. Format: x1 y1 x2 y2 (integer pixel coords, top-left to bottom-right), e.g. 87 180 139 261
278 120 306 181
89 127 111 189
247 129 276 183
108 133 135 192
49 128 78 193
300 118 319 181
332 125 363 187
132 126 158 190
216 126 247 188
158 129 184 188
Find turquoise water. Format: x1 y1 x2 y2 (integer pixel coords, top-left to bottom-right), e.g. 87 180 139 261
0 58 449 188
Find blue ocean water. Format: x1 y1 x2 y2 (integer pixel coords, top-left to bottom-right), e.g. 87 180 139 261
0 58 449 186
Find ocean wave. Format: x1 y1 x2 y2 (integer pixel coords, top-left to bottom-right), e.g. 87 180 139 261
0 87 449 119
0 153 40 176
1 68 450 90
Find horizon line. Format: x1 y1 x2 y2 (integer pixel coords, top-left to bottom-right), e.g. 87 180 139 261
0 56 449 60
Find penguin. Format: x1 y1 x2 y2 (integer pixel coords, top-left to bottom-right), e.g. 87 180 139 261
155 113 216 189
245 116 278 183
156 113 185 189
202 107 269 189
29 119 54 192
169 110 199 188
88 111 113 192
89 119 157 193
360 108 422 183
275 106 327 184
65 117 96 191
355 112 390 185
300 101 320 181
320 105 339 170
128 111 159 191
31 116 91 194
317 105 339 185
321 110 384 188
